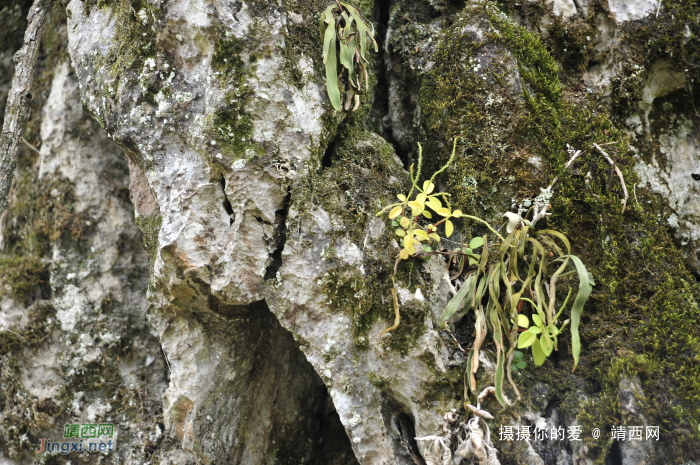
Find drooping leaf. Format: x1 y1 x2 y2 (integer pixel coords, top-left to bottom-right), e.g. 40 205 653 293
540 333 553 357
564 254 594 372
532 338 546 366
322 12 341 110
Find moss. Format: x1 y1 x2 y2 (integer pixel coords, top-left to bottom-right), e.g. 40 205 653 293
134 214 162 271
0 255 47 302
368 371 391 390
394 2 700 460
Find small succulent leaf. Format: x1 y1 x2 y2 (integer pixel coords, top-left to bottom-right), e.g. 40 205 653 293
436 207 451 217
395 229 406 237
397 194 406 202
388 206 402 219
399 248 409 260
429 233 440 242
400 216 410 228
527 326 542 335
516 360 527 369
517 314 529 328
517 331 537 348
511 363 518 371
421 244 432 253
422 210 433 219
514 350 524 360
469 237 485 249
426 182 435 194
416 192 427 204
445 220 454 237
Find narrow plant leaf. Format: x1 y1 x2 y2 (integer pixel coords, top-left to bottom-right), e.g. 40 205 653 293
323 21 341 110
439 274 474 328
564 254 594 372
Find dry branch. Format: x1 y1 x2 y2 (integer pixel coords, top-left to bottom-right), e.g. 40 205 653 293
0 0 48 214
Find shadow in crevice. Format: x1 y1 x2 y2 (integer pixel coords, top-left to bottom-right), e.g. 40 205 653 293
194 298 358 465
380 394 427 464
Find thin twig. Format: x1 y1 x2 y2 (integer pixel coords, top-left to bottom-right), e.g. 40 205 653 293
656 0 662 17
0 0 48 214
21 137 41 155
593 143 628 214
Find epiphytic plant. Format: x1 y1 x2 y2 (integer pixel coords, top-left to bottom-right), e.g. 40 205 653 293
376 138 594 412
319 2 378 111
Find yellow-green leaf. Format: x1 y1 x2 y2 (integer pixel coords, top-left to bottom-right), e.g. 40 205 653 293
388 206 402 219
532 338 546 365
400 216 410 228
436 207 451 217
429 233 440 242
395 229 406 237
408 201 424 212
445 219 454 237
517 314 529 328
422 210 432 219
414 230 429 241
517 331 537 348
397 194 406 202
426 182 435 194
399 248 409 260
427 197 442 210
416 193 427 204
403 234 412 249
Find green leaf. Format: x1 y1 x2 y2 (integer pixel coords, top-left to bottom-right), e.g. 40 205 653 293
421 210 432 219
532 338 546 366
388 206 402 219
514 350 524 360
322 17 341 111
516 360 526 369
517 331 537 348
540 334 553 357
340 3 368 60
564 254 594 372
391 220 399 227
532 313 542 328
511 363 518 371
517 314 529 328
527 326 542 334
469 237 485 249
438 274 474 328
436 207 451 217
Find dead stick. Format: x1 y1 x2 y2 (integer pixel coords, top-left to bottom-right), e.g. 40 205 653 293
0 0 48 214
593 143 628 214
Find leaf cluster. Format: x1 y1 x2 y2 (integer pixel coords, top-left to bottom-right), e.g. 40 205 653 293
319 2 378 111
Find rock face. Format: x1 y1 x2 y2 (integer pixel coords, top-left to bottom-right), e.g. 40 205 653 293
2 0 700 463
0 49 168 462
